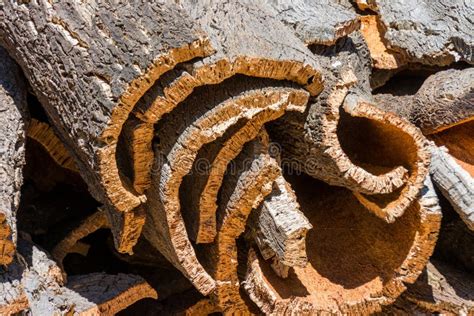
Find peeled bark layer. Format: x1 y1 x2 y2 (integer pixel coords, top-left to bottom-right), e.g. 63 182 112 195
271 68 430 222
402 260 474 315
0 238 156 315
264 0 359 45
358 0 473 66
243 175 441 314
0 47 28 266
0 0 214 254
27 119 78 172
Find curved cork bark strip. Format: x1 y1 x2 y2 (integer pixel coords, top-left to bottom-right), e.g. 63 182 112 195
200 133 280 314
142 80 304 295
343 98 430 222
51 209 109 267
27 119 78 172
264 0 360 45
367 0 473 66
0 0 213 254
248 174 312 268
0 257 29 315
271 70 429 222
0 48 28 266
243 175 441 314
402 260 474 315
184 88 309 243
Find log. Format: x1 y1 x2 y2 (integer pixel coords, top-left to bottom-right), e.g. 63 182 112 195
402 260 474 315
0 0 214 254
358 0 474 66
0 257 28 315
243 175 441 314
0 47 28 266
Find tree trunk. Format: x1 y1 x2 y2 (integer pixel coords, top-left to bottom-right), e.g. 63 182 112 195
0 47 28 266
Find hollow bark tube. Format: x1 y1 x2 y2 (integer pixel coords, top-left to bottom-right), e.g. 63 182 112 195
243 175 441 314
0 47 28 266
0 0 214 253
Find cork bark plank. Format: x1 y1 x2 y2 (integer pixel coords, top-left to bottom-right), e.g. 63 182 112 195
371 0 474 66
0 0 213 254
243 176 441 314
0 47 28 266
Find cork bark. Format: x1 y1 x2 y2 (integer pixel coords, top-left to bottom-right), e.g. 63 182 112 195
0 0 213 254
243 176 441 314
0 47 28 266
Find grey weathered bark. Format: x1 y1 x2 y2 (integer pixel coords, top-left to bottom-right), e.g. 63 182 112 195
243 175 441 314
248 175 312 269
402 260 474 315
430 146 474 231
1 237 156 315
263 0 360 45
0 0 213 254
357 0 474 66
27 119 78 172
269 38 430 222
375 68 474 135
373 68 474 230
0 47 28 266
127 0 324 295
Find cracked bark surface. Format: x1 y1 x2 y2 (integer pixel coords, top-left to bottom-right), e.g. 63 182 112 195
374 68 474 230
0 238 156 315
0 47 28 266
270 46 430 222
243 175 441 314
0 0 213 254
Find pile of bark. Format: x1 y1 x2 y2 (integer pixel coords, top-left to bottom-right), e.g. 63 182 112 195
0 0 472 315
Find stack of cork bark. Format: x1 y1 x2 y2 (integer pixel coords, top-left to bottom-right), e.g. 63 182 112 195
0 0 472 315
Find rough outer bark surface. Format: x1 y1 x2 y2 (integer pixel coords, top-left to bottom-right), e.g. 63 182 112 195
364 0 473 66
0 0 213 254
0 257 28 315
51 209 110 267
243 175 441 314
27 119 78 172
142 78 305 295
248 175 312 268
402 260 474 315
430 146 474 231
263 0 360 45
0 47 28 266
1 238 156 315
